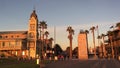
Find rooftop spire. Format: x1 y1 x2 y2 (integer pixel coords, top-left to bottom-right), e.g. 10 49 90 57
30 9 38 19
33 5 36 11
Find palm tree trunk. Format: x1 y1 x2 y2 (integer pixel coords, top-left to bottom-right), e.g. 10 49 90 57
42 28 45 59
102 37 106 58
46 36 47 53
86 34 89 56
93 31 97 58
110 37 114 58
69 35 72 60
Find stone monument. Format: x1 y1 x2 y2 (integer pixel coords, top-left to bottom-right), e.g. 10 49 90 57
78 30 88 60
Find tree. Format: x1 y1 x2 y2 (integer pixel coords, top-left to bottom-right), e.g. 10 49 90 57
53 44 63 56
39 21 47 40
72 47 78 58
39 21 47 59
66 26 74 60
44 31 49 52
90 26 97 58
101 34 106 58
45 31 49 40
107 31 114 58
116 22 120 29
47 37 53 49
49 37 53 42
97 35 101 45
65 47 70 58
85 30 89 53
97 35 101 39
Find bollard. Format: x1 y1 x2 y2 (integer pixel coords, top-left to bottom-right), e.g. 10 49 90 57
36 58 40 64
118 56 120 60
54 56 58 61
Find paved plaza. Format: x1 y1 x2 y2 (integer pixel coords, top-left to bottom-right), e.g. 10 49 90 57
45 59 120 68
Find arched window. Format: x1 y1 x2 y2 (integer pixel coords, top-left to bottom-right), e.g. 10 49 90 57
2 42 5 47
0 36 2 39
5 36 8 38
29 32 35 38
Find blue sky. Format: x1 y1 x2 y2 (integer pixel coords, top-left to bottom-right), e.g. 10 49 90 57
0 0 120 50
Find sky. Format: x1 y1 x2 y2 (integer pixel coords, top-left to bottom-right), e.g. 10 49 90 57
0 0 120 50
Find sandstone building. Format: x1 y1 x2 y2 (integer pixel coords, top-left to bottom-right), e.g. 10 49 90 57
0 10 41 58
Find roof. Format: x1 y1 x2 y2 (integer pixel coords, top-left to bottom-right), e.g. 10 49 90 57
30 10 38 19
0 31 28 34
0 38 27 40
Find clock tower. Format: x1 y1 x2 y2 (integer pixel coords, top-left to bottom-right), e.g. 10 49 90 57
27 10 38 58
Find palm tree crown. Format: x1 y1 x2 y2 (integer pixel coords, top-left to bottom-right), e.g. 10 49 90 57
116 22 120 29
45 31 49 38
97 35 101 39
39 21 47 29
85 30 89 34
66 26 74 35
66 26 74 60
90 26 95 32
101 34 106 37
107 31 113 36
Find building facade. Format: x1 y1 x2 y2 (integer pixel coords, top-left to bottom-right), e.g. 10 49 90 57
0 31 28 57
106 28 120 59
0 10 39 58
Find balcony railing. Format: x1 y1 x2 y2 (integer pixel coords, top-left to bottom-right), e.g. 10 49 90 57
0 45 22 50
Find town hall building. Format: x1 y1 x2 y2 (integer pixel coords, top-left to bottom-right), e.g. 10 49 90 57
0 10 40 58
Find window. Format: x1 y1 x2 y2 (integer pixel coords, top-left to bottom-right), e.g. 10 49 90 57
17 35 19 38
2 42 5 47
16 41 20 45
0 42 1 46
29 32 35 38
11 36 14 38
0 36 2 39
30 24 35 31
5 36 8 38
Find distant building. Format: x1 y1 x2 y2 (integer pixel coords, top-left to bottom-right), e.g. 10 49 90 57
106 28 120 58
0 31 28 57
78 30 88 60
0 10 52 58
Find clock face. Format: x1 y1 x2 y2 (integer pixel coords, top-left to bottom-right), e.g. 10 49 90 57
30 24 35 31
29 32 35 38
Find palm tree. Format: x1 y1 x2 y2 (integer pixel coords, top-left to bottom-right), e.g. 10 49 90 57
39 21 47 36
97 35 101 39
49 37 53 48
45 31 49 42
107 31 114 58
66 26 74 60
85 30 89 54
101 34 106 58
39 21 47 59
116 22 120 29
54 44 63 56
96 26 100 46
85 30 89 42
90 26 97 58
97 35 102 57
44 31 49 52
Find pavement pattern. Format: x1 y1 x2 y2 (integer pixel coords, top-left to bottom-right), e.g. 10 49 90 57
45 59 120 68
